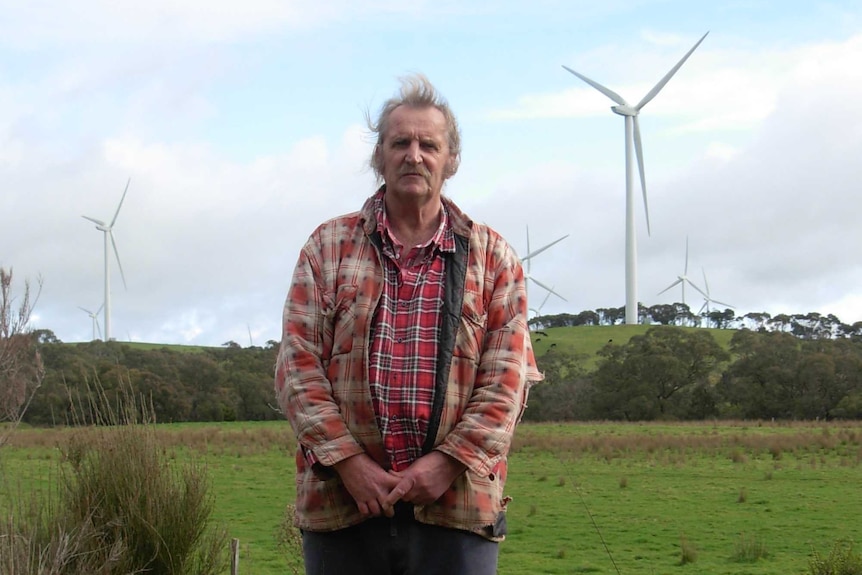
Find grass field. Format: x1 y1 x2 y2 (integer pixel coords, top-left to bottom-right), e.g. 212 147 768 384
530 324 739 368
3 420 861 575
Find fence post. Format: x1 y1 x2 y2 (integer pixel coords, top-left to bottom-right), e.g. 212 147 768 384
231 538 240 575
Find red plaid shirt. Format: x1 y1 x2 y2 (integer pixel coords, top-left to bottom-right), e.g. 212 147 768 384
369 193 455 471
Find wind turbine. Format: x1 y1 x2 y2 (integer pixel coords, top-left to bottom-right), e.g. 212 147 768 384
657 236 707 305
529 286 555 319
521 225 569 304
697 268 734 316
563 32 709 324
82 178 130 341
78 304 104 341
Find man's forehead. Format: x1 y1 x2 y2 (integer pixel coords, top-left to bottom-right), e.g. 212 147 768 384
386 106 447 136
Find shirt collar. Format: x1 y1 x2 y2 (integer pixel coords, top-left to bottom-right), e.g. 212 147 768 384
372 188 456 254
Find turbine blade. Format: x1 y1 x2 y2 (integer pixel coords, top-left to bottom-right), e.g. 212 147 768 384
698 301 708 315
96 320 103 339
110 177 131 227
635 31 709 111
561 65 627 106
110 232 128 290
530 277 568 302
701 268 711 295
685 278 708 299
82 215 106 226
78 306 92 314
657 278 683 295
633 116 650 235
711 299 735 309
523 234 570 261
525 225 531 274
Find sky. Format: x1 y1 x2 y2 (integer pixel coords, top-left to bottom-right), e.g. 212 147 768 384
2 0 861 346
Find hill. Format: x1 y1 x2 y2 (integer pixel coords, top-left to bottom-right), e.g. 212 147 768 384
530 324 737 369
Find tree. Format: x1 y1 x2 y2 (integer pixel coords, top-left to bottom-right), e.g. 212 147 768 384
647 303 676 326
0 268 44 446
591 327 729 420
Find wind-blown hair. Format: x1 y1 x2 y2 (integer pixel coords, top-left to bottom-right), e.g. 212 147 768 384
367 73 462 181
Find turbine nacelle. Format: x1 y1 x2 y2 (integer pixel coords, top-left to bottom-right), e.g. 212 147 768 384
611 104 637 117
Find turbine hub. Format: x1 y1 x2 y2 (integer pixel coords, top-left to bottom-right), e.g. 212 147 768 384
611 104 638 116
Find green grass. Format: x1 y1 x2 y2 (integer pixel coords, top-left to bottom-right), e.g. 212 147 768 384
4 420 862 574
531 324 738 368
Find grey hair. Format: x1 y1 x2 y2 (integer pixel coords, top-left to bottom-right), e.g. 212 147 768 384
367 73 462 181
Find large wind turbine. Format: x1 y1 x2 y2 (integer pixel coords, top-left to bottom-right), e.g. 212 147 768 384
657 236 707 305
563 32 708 324
522 225 569 304
82 178 130 341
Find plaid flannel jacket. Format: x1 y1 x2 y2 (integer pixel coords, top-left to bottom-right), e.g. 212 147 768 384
275 189 543 540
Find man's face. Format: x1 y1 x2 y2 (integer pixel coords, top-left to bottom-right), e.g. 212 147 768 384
379 105 454 203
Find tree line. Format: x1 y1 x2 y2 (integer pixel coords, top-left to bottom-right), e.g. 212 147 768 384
526 327 862 422
530 303 862 339
8 315 862 426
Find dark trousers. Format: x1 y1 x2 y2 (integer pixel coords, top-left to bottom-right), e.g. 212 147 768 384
301 504 499 575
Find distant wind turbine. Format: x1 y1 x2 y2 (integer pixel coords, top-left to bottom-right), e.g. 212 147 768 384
78 304 104 341
82 178 130 341
657 236 707 305
563 32 709 324
521 225 569 304
698 268 734 316
529 286 555 319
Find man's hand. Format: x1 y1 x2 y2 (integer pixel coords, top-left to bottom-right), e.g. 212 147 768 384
384 451 467 509
333 453 401 518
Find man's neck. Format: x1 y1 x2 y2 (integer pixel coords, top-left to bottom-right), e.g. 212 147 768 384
384 195 443 248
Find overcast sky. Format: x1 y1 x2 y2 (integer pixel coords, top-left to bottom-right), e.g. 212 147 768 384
2 1 861 346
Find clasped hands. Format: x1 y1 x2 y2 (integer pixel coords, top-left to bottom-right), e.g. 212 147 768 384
333 451 466 518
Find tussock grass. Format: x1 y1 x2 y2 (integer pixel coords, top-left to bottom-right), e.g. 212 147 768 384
0 379 228 574
732 532 769 563
679 533 698 565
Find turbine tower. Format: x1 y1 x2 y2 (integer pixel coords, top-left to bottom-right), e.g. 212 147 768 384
521 225 569 304
563 32 708 324
82 178 130 341
657 236 706 305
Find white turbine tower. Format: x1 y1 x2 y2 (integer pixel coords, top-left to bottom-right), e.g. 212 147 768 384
521 225 569 304
78 304 104 341
82 178 130 341
563 32 708 325
657 236 706 306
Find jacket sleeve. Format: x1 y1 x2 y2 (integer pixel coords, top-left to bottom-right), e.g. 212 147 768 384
274 235 365 468
435 234 544 476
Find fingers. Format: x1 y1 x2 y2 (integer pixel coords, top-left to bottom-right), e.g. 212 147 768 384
381 476 415 517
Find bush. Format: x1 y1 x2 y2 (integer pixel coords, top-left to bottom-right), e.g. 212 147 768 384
809 541 862 575
0 378 228 574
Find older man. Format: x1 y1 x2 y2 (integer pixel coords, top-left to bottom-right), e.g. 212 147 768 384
275 74 542 575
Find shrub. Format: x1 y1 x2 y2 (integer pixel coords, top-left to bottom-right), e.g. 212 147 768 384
0 377 228 574
809 541 862 575
278 504 304 575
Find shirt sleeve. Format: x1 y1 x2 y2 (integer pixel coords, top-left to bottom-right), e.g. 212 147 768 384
274 235 365 468
435 234 544 476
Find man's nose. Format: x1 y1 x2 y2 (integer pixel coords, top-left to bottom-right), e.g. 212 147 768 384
404 141 421 164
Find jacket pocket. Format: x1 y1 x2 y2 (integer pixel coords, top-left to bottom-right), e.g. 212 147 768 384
325 284 358 357
453 289 487 362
